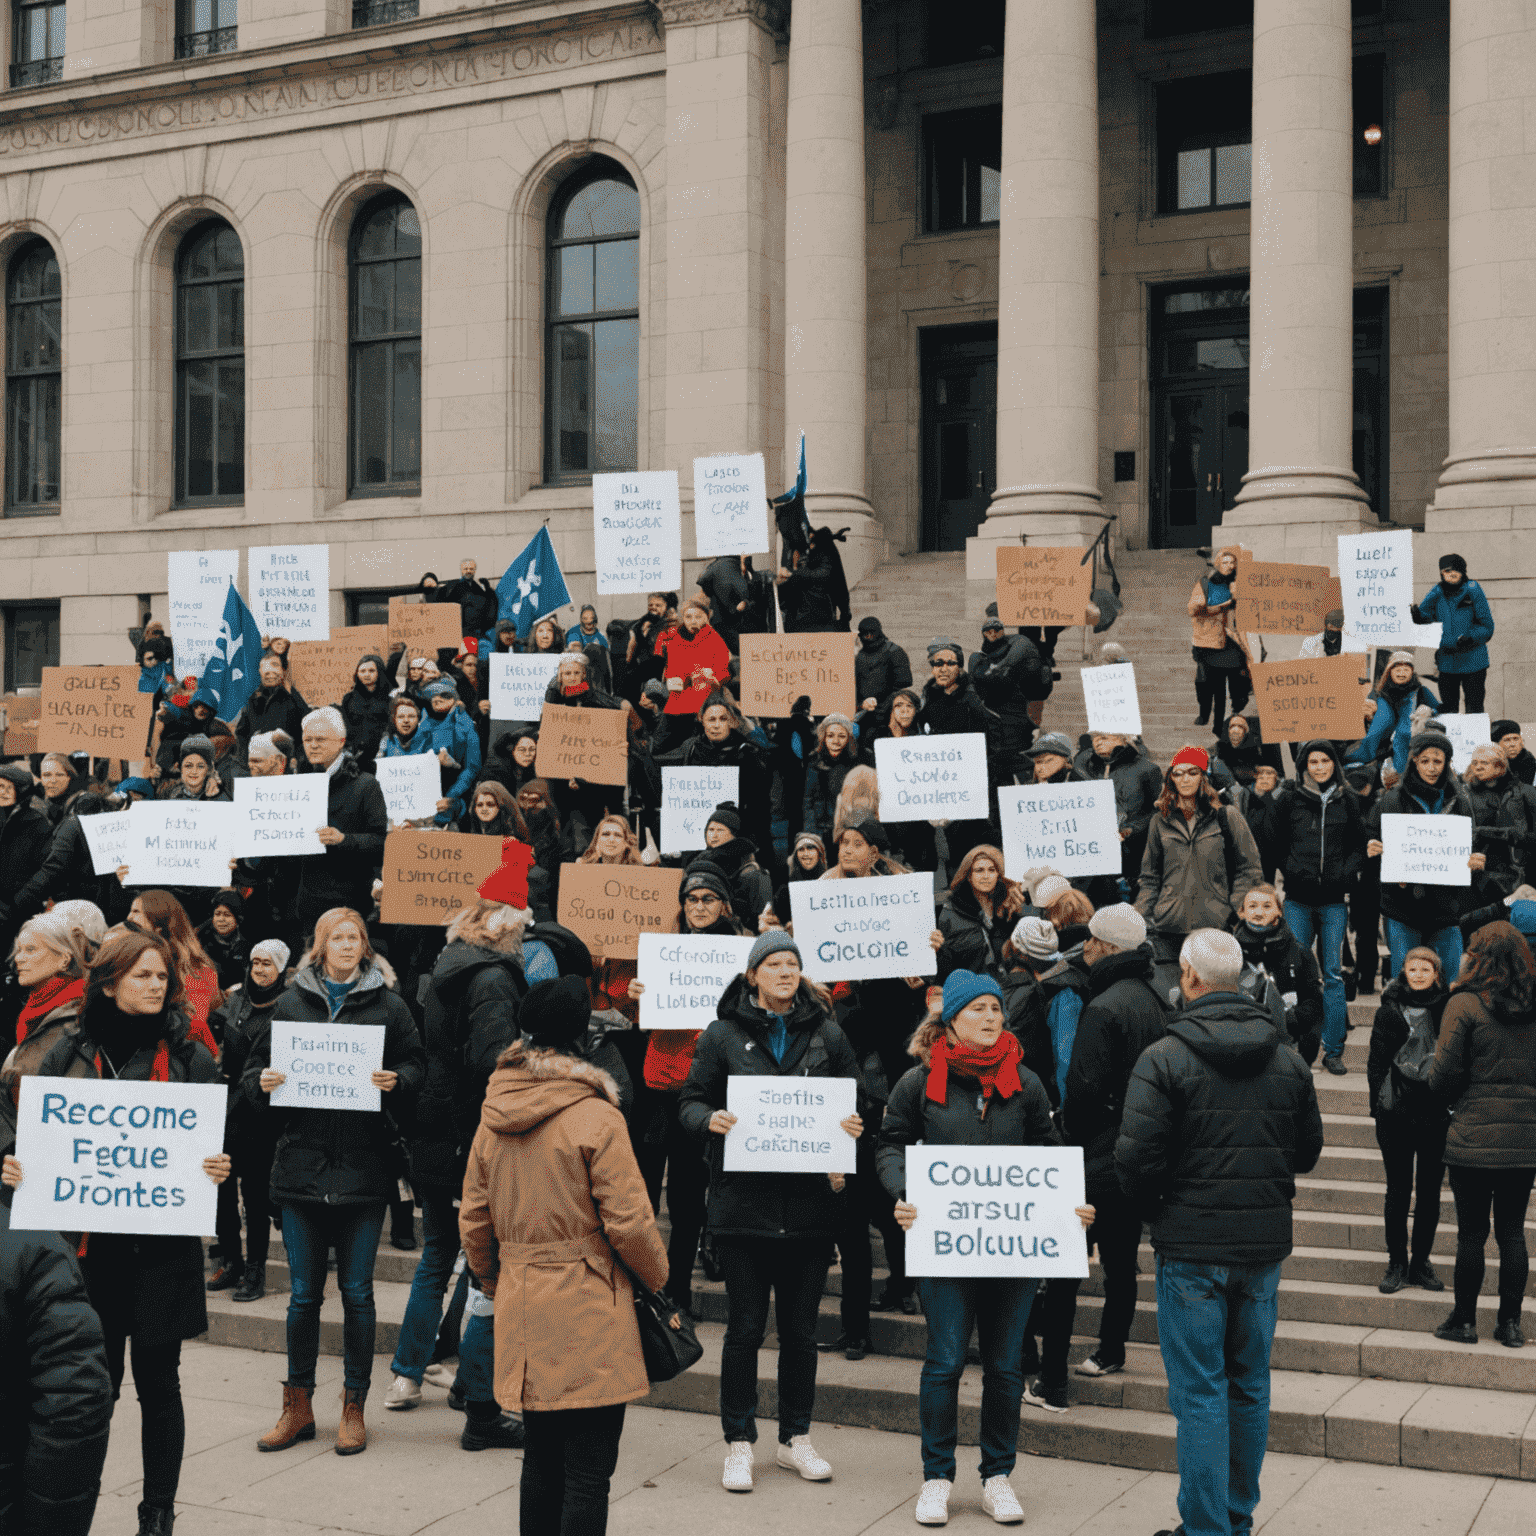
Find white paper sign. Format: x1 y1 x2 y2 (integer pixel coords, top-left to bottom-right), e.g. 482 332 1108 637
1431 714 1490 776
248 545 330 641
693 453 769 558
660 767 741 854
723 1075 858 1173
487 653 562 722
166 549 240 679
637 933 755 1031
375 753 442 823
874 734 990 822
10 1077 226 1237
1380 813 1472 887
80 810 136 876
790 872 938 983
233 774 329 857
1338 531 1442 650
999 781 1122 877
128 801 239 887
593 471 682 594
1081 664 1143 735
269 1022 386 1113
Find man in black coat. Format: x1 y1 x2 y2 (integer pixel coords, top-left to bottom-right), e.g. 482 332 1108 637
699 555 753 654
968 614 1049 776
854 616 913 711
1116 928 1322 1536
295 707 388 940
0 763 57 957
439 559 498 638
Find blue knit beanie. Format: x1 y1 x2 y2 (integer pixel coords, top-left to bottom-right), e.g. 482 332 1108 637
941 969 1004 1022
1509 901 1536 939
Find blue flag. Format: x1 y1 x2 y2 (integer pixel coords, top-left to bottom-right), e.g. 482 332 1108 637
199 583 263 721
497 526 572 641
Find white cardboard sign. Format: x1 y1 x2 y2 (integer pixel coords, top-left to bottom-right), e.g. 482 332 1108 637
1431 714 1490 776
232 774 329 857
10 1077 226 1237
660 766 740 854
789 872 938 983
248 545 330 641
1081 664 1143 736
874 734 990 822
1380 813 1472 887
693 453 769 557
128 801 239 887
593 471 682 594
487 653 562 722
375 753 442 823
80 810 136 876
165 549 240 679
903 1144 1089 1279
269 1022 386 1113
999 781 1122 878
723 1075 858 1174
1338 531 1442 650
637 933 756 1031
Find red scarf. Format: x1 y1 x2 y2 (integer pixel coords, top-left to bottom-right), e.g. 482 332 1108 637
925 1031 1024 1106
94 1040 172 1082
562 682 590 696
15 975 85 1044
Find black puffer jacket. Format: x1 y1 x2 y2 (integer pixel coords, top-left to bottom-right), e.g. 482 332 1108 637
1366 766 1474 933
1427 989 1536 1168
212 971 287 1145
245 959 426 1206
1232 918 1326 1060
655 729 774 857
967 633 1048 757
294 754 389 923
10 808 111 922
0 774 56 934
917 672 1000 754
1466 770 1536 900
690 838 773 925
1253 741 1366 906
1073 742 1165 879
803 742 868 838
698 557 752 652
340 656 393 767
937 884 1014 979
1366 974 1452 1124
0 1199 111 1536
235 685 311 754
854 623 913 708
678 975 860 1239
1115 989 1323 1264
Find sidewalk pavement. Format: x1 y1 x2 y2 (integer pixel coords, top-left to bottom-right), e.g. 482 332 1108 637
94 1341 1536 1536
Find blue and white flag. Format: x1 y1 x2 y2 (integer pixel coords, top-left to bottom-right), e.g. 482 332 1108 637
497 526 572 642
199 583 263 721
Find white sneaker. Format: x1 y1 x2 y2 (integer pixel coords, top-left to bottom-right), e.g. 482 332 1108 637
722 1441 754 1492
383 1373 421 1410
422 1362 456 1390
776 1435 833 1480
981 1476 1024 1525
916 1479 952 1525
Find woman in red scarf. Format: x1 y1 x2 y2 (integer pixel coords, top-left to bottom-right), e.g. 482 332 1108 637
874 970 1094 1528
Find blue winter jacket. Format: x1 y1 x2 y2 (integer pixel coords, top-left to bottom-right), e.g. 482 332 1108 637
1346 679 1441 775
1414 578 1494 674
417 703 482 823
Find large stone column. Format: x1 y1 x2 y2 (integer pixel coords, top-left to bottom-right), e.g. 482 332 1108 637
1424 0 1536 720
1225 0 1371 563
966 0 1104 580
783 0 884 586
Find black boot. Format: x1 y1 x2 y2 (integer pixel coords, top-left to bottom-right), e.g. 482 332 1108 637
461 1405 525 1450
206 1258 244 1292
137 1502 175 1536
232 1263 266 1303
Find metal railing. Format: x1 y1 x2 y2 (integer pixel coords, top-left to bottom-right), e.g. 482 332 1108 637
9 56 62 89
352 0 417 26
175 27 238 59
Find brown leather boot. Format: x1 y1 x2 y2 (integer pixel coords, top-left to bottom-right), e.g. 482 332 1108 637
336 1387 368 1455
257 1382 315 1452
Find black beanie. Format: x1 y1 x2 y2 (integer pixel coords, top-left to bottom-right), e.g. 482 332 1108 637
706 801 742 837
841 815 890 853
681 865 732 903
1439 553 1468 576
1491 719 1522 744
212 888 244 920
857 616 884 639
519 976 592 1049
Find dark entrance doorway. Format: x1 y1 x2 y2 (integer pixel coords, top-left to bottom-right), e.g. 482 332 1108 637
920 323 997 551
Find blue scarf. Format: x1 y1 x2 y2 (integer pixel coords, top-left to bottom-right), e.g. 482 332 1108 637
321 973 359 1020
1202 574 1233 607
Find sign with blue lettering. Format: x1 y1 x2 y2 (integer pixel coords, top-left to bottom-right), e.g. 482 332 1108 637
789 872 938 983
724 1075 857 1173
637 933 755 1030
903 1144 1088 1278
693 452 769 557
269 1022 386 1112
10 1077 226 1237
998 781 1121 878
874 734 989 822
593 471 682 594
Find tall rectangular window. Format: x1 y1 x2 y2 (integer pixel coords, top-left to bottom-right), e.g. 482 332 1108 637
3 602 58 691
176 221 245 504
350 194 421 495
1157 71 1252 214
11 0 63 88
6 240 60 515
176 0 237 58
923 107 1003 232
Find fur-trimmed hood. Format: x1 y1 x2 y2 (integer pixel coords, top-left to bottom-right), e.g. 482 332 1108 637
480 1043 621 1134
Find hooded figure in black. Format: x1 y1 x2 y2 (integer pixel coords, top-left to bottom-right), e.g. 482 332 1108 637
968 614 1050 772
0 762 56 953
698 555 753 654
778 527 851 632
341 653 393 771
854 616 913 710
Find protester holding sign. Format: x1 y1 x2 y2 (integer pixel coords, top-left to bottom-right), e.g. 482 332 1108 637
1072 735 1164 886
1187 550 1250 733
656 693 775 858
678 932 861 1492
655 597 730 740
1348 651 1441 779
936 845 1025 979
917 639 1002 867
340 654 392 772
1412 553 1495 716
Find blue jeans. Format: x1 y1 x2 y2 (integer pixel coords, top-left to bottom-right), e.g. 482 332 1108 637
282 1201 387 1393
1385 919 1462 982
1156 1257 1282 1536
1283 901 1347 1057
917 1276 1038 1482
390 1191 460 1381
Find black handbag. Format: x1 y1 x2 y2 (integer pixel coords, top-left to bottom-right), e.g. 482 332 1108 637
612 1253 703 1383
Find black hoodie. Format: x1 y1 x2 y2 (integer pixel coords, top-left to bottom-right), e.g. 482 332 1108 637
0 765 54 933
1252 739 1365 906
341 653 393 767
854 618 913 706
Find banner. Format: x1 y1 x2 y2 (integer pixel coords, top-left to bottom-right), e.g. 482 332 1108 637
388 597 463 654
79 810 137 876
994 546 1094 627
790 873 938 983
378 830 509 923
693 453 769 558
1080 664 1143 735
38 667 155 755
1338 531 1441 650
487 653 562 722
874 734 989 822
1249 655 1370 744
166 549 240 678
10 1077 226 1237
999 782 1122 877
660 766 740 854
128 802 238 887
1380 813 1472 887
287 625 389 710
374 753 442 823
1431 713 1490 775
558 863 684 962
269 1022 385 1113
723 1076 858 1174
737 633 857 718
903 1144 1089 1279
593 471 682 593
536 702 629 785
636 933 755 1030
248 544 329 640
1234 559 1340 636
232 774 329 857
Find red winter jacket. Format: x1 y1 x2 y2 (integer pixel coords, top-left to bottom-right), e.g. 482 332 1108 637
659 623 730 716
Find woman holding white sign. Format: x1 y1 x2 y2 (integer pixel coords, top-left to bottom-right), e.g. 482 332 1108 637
655 694 775 862
877 970 1093 1528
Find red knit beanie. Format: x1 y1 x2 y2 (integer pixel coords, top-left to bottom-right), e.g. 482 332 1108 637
1169 746 1210 774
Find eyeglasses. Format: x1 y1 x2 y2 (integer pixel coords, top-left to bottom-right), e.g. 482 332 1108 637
932 659 960 668
684 893 722 905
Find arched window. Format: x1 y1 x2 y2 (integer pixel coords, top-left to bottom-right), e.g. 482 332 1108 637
349 193 420 495
5 239 60 515
175 220 244 505
546 164 639 480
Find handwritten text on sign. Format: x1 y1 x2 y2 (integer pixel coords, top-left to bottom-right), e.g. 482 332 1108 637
637 934 755 1031
248 544 329 640
999 781 1122 877
693 453 769 558
558 863 684 962
994 546 1094 627
269 1023 385 1113
874 734 989 821
128 802 238 887
166 550 240 678
1234 559 1339 636
1081 664 1143 735
379 831 508 924
487 653 562 721
724 1076 857 1174
661 767 740 854
790 873 938 983
1432 714 1490 775
38 667 155 755
287 626 389 709
536 702 629 785
737 633 857 718
1249 655 1369 744
1338 531 1441 649
232 774 328 857
904 1145 1089 1278
80 810 136 876
593 471 682 594
1380 813 1472 887
374 753 441 823
10 1077 226 1238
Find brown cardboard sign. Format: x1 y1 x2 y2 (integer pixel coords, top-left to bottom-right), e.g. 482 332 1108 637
558 862 684 962
38 667 156 755
737 633 857 718
388 598 463 654
1234 560 1339 635
3 694 39 756
1250 654 1370 744
288 625 389 709
536 702 629 785
994 546 1095 627
378 830 508 924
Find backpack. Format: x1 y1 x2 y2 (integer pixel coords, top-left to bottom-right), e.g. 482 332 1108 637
1376 1003 1438 1116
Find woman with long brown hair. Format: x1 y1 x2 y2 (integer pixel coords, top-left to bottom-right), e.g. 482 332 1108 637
454 779 531 841
126 890 221 1054
937 845 1025 979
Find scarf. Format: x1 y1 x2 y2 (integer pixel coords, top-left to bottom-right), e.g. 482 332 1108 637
561 682 590 696
1322 630 1342 656
925 1030 1024 1106
1202 574 1233 607
16 974 85 1044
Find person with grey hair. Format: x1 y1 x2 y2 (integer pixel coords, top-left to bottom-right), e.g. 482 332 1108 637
246 731 293 776
1116 928 1322 1536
